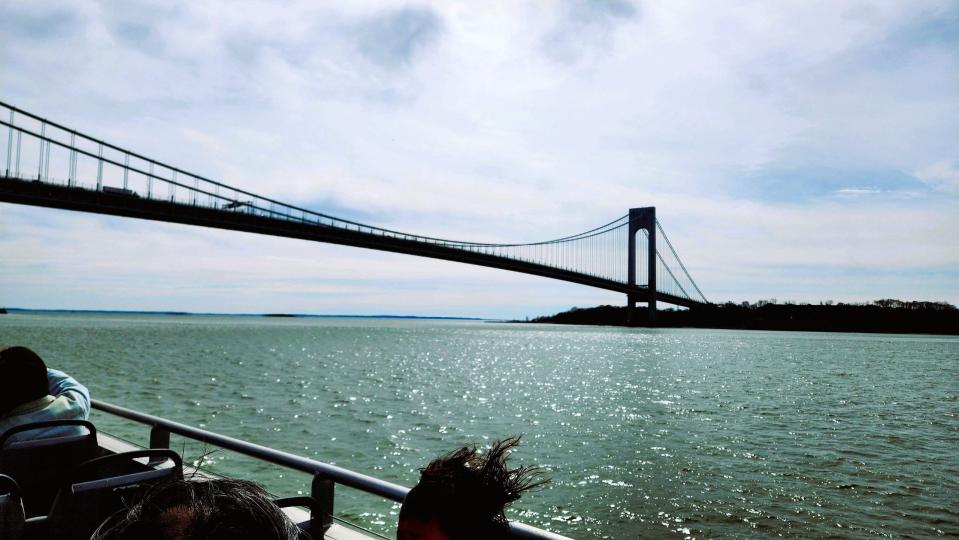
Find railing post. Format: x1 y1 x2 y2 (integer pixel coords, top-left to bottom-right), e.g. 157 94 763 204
149 425 171 466
311 473 335 532
150 425 171 449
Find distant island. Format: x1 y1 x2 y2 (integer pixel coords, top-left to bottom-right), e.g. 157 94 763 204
0 307 482 321
528 299 959 335
260 313 481 320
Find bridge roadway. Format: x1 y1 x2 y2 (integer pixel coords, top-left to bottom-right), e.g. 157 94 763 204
0 177 706 310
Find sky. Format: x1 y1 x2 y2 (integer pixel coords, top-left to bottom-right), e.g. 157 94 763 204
1 0 957 319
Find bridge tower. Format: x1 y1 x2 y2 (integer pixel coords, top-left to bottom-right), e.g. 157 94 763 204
627 206 656 325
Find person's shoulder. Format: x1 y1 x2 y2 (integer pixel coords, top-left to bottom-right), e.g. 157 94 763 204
48 394 90 420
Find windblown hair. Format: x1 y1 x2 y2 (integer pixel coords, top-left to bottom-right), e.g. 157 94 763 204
0 346 49 416
91 478 300 540
399 436 548 539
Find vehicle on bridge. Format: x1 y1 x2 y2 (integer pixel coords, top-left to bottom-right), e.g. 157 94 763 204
101 186 139 198
222 199 253 211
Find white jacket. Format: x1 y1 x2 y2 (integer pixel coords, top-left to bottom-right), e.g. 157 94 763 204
0 368 91 443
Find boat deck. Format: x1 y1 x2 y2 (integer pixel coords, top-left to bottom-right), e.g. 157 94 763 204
93 431 378 540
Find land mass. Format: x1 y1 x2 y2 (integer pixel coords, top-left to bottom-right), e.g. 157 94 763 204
528 299 959 335
1 307 482 320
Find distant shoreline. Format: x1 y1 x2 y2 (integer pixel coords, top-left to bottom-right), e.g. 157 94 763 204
525 300 959 335
0 307 483 321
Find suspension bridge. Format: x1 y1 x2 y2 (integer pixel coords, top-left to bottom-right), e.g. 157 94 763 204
0 101 709 322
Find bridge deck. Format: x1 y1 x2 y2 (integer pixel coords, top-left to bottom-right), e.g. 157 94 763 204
0 176 706 309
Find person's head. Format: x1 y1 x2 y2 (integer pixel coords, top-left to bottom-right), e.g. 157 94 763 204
0 346 49 416
91 478 300 540
397 436 547 540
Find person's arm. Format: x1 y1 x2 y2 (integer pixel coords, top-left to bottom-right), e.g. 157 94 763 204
47 368 91 419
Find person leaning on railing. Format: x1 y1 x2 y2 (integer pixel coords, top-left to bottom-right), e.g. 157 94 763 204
0 346 91 442
397 436 548 540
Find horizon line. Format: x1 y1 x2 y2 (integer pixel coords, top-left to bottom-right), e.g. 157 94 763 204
0 306 487 321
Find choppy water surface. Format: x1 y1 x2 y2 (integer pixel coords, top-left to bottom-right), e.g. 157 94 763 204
1 313 957 538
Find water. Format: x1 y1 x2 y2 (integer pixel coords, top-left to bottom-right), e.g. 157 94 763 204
1 313 957 538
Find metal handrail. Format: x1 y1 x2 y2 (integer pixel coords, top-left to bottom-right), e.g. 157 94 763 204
90 400 572 540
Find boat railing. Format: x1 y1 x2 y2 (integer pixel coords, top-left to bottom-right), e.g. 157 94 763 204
91 400 572 540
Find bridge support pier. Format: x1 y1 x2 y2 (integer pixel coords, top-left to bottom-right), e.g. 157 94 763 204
626 296 657 326
627 207 657 326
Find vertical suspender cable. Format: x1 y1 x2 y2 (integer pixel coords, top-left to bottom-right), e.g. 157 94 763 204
15 129 21 177
96 143 103 191
38 123 45 180
69 133 77 186
44 129 51 181
5 110 13 175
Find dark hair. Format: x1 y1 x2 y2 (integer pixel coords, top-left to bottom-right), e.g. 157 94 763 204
399 436 547 539
0 346 49 416
91 478 300 540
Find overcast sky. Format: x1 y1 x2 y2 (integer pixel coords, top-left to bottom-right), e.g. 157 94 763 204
1 0 957 318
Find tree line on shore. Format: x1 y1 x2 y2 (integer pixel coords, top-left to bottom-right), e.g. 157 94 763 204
529 299 959 334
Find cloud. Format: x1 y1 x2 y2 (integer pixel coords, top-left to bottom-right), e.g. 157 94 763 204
915 161 959 194
0 2 78 40
356 6 443 68
541 0 637 64
833 188 882 197
740 167 930 202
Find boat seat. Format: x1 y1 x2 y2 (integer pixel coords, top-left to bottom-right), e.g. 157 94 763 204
0 474 26 540
275 496 323 540
0 420 98 517
30 448 182 540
